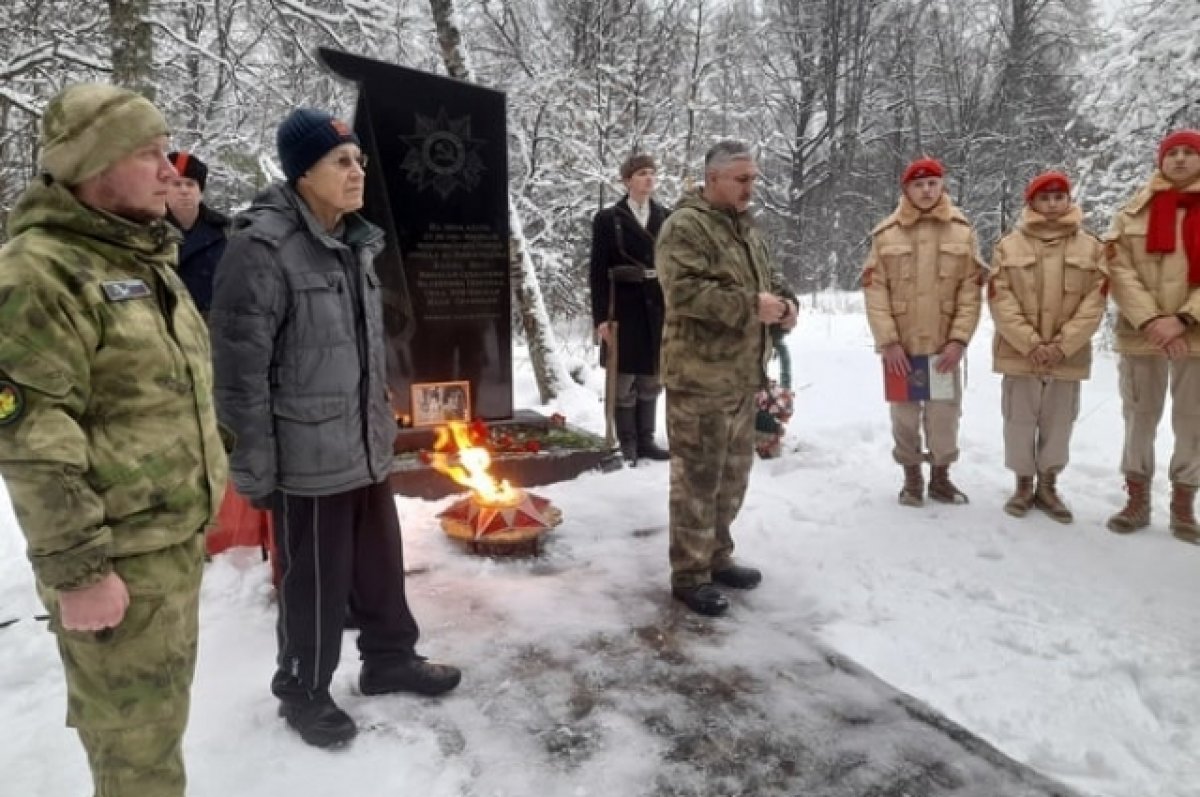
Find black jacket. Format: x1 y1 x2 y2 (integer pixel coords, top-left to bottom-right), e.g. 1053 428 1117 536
589 196 668 375
209 183 393 498
168 203 229 315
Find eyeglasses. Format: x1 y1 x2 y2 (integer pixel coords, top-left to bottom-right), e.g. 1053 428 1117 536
325 152 369 171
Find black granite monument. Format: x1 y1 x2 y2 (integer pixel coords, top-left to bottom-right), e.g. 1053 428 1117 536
319 48 513 425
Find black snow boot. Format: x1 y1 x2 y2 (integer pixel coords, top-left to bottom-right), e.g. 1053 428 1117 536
277 692 357 749
636 399 670 461
615 405 639 464
360 655 462 697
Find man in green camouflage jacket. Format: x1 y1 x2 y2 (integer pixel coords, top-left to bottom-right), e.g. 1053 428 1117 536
0 83 227 797
656 140 797 617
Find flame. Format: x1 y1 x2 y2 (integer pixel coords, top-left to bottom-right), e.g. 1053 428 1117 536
429 421 521 506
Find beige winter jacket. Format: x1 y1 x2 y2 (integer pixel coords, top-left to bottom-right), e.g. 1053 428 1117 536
862 194 984 356
988 206 1107 380
1107 172 1200 356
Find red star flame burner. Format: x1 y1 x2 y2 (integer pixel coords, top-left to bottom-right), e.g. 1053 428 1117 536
431 422 562 556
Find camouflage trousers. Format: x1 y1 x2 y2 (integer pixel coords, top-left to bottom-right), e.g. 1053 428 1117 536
38 534 205 797
666 389 756 589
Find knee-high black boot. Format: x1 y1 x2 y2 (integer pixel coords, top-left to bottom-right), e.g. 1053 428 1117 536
636 399 670 461
615 406 639 464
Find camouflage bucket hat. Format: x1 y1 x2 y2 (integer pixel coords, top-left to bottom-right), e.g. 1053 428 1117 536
40 83 169 186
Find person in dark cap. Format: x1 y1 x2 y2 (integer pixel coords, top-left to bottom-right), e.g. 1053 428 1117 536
166 150 230 317
0 83 227 796
209 107 461 750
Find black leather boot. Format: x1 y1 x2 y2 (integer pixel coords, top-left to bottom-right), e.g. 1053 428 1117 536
712 563 762 589
671 584 729 616
360 655 462 697
615 405 639 464
636 399 670 461
271 670 358 749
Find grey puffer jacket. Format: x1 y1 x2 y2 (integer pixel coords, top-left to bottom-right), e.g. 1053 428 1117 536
209 182 394 498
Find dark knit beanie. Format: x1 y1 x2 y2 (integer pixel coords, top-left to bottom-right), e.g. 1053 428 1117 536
620 153 656 180
168 151 208 191
276 108 359 183
1158 129 1200 165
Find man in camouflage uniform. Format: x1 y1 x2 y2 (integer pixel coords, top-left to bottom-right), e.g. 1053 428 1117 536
862 157 984 506
656 140 797 617
0 84 227 796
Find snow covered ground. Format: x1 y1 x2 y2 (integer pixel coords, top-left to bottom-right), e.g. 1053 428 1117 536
1 294 1196 797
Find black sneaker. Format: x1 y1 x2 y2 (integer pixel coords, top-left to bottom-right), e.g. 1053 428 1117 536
671 583 729 616
277 692 357 749
360 655 462 697
712 564 762 590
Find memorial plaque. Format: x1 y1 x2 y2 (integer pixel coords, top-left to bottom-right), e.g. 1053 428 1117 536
319 48 513 423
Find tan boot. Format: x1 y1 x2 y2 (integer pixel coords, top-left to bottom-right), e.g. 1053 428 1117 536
1034 471 1073 524
1106 476 1150 534
1004 475 1036 517
898 464 924 507
1170 483 1200 544
928 465 968 504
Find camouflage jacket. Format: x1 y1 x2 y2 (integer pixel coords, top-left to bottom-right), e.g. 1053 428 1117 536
0 178 227 591
655 189 794 396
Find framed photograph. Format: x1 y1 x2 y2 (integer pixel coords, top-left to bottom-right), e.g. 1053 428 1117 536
411 380 471 427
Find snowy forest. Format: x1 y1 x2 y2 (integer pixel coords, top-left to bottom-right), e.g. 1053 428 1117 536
0 0 1196 315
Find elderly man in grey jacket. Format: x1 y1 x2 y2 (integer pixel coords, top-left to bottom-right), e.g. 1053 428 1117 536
210 107 460 750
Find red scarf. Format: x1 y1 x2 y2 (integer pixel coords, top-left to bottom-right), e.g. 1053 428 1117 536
1147 189 1200 284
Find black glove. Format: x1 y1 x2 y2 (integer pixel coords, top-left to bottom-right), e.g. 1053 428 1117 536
249 492 275 511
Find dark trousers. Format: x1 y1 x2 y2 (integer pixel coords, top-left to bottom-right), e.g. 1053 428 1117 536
270 481 420 697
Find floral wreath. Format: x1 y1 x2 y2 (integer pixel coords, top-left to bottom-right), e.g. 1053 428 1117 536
754 328 793 459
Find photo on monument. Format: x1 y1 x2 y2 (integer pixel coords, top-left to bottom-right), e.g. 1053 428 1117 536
412 380 471 426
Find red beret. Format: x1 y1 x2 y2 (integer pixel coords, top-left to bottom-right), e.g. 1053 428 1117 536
1158 130 1200 164
901 157 944 184
1024 171 1072 204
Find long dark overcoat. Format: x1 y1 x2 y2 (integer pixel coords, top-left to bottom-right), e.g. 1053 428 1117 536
588 196 668 375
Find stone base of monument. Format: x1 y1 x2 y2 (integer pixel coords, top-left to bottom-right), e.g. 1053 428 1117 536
390 409 622 500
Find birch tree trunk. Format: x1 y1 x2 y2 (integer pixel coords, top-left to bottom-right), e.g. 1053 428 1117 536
427 0 569 403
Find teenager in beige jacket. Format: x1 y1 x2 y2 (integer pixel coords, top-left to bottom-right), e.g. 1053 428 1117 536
1106 129 1200 544
988 172 1107 523
863 157 984 506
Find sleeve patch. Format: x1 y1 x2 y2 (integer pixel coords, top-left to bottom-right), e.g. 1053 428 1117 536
0 379 26 426
861 267 874 288
1105 241 1118 262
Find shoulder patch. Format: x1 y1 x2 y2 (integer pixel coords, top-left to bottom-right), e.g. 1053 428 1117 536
0 379 25 426
1105 241 1119 262
861 267 874 288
